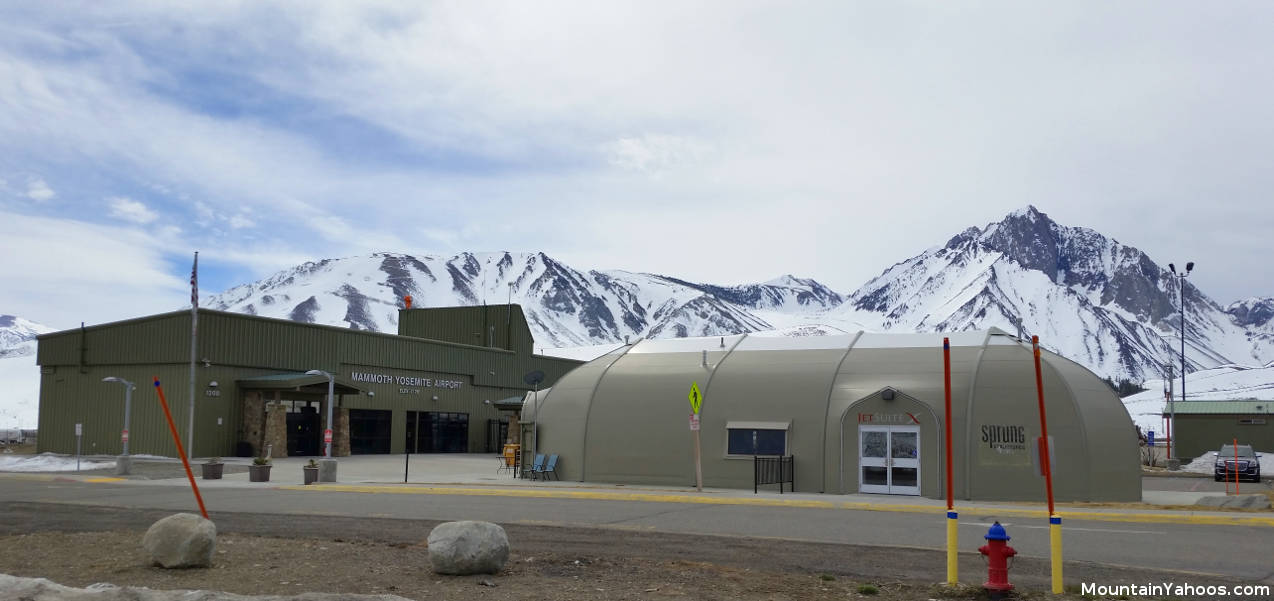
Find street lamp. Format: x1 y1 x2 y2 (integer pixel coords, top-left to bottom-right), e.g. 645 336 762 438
305 370 335 459
1167 261 1193 467
102 377 134 475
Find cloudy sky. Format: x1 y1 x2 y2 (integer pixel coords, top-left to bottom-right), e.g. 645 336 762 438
3 2 1272 330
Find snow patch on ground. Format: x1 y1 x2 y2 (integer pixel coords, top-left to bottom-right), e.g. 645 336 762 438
1180 450 1274 476
0 453 115 472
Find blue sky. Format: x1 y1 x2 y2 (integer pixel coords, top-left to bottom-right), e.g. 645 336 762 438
3 2 1273 330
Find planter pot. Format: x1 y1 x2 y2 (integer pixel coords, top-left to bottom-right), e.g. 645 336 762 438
249 464 272 482
201 462 224 480
303 466 319 485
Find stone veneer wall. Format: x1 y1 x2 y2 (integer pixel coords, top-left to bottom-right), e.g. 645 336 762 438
264 403 288 459
240 391 265 457
319 406 351 457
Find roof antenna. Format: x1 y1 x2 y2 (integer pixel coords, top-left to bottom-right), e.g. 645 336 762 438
702 350 708 368
720 336 725 348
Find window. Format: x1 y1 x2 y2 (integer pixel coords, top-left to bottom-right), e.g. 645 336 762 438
726 421 790 456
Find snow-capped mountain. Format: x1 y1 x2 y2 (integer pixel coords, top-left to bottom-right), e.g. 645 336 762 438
0 315 52 359
206 252 843 348
201 207 1270 384
836 206 1273 382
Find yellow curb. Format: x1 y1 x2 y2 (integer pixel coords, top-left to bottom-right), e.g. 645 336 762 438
278 484 1274 528
84 477 126 483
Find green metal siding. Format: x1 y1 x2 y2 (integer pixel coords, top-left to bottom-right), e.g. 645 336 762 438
36 309 581 457
1173 413 1274 460
397 305 533 355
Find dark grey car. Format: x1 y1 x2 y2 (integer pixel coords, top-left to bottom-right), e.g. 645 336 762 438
1214 444 1262 482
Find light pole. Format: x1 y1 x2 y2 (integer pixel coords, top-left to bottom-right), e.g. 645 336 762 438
305 370 336 459
1167 261 1193 467
102 377 134 475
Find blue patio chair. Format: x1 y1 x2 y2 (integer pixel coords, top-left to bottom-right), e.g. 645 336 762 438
537 454 559 481
526 453 545 479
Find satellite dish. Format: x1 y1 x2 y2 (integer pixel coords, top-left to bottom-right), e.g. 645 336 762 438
523 370 545 386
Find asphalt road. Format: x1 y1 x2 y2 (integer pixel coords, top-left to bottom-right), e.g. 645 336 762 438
0 476 1270 586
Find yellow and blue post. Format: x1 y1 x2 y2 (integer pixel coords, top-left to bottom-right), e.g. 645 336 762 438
946 510 958 583
1049 515 1063 593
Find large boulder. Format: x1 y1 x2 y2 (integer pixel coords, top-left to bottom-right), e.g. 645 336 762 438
427 521 509 575
142 513 217 568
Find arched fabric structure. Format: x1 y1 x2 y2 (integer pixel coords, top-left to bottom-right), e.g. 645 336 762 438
533 329 1140 502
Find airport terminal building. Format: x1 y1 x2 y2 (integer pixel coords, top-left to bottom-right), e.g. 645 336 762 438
531 329 1141 502
35 305 580 459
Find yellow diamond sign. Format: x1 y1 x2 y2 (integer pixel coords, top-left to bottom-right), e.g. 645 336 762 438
688 382 703 414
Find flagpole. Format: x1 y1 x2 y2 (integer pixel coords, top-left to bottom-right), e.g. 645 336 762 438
188 251 198 460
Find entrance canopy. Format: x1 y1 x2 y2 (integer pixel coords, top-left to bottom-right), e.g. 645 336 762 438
237 372 364 395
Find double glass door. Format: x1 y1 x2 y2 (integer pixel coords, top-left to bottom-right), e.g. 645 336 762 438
859 425 920 495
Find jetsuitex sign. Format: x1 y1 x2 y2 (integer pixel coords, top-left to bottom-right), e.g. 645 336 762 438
349 371 463 389
857 413 920 424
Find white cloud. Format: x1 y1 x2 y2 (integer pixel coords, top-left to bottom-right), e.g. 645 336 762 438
227 213 255 229
0 211 186 328
0 2 1272 310
25 178 54 202
107 195 158 223
604 134 711 175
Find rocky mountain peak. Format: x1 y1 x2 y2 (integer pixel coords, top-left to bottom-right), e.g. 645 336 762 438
1227 297 1274 329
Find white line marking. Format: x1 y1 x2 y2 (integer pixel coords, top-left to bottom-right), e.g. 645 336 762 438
959 522 1162 535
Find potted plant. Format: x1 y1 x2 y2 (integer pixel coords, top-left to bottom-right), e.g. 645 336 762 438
201 457 224 480
303 459 319 485
249 456 272 482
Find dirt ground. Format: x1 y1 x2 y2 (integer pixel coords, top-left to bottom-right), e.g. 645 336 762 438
0 456 1263 600
0 502 1255 601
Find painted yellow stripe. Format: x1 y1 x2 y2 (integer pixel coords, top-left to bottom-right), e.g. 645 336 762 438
278 484 1274 528
83 477 125 483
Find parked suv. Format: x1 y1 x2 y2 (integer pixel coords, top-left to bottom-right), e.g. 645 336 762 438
1214 444 1262 482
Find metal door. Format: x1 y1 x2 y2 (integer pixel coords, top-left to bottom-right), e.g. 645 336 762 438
858 425 920 495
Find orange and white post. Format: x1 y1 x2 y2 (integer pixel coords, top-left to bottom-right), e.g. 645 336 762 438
1031 336 1062 594
943 338 957 585
153 377 209 519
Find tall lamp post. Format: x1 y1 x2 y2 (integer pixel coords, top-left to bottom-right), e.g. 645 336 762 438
305 369 336 461
102 377 134 475
1167 261 1193 467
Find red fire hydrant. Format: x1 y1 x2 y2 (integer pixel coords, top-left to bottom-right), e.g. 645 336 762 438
979 521 1016 595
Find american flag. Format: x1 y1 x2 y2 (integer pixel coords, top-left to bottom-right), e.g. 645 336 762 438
190 252 199 308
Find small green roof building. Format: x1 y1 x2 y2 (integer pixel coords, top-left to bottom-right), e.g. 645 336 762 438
36 305 581 459
1162 400 1274 460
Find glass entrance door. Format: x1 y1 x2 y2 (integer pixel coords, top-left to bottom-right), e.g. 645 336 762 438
858 425 920 495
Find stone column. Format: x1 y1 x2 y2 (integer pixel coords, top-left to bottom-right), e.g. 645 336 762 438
264 403 288 458
240 392 264 457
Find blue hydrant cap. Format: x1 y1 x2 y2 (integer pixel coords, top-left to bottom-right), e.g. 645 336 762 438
984 521 1010 541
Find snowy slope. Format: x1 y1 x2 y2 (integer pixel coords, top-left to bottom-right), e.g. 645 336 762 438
0 316 51 429
0 340 40 428
0 315 53 358
1120 362 1274 434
